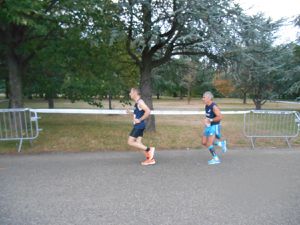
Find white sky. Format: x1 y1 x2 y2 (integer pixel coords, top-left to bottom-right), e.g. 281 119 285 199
235 0 300 44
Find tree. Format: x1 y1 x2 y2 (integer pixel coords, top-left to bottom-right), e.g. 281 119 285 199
273 43 300 99
59 20 138 109
213 71 235 98
0 0 124 109
24 40 67 108
227 14 283 109
58 0 139 109
0 0 64 108
180 61 198 104
0 51 8 98
119 0 242 130
284 15 300 97
152 57 219 100
152 59 187 99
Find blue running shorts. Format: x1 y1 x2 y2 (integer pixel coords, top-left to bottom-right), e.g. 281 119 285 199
203 124 222 139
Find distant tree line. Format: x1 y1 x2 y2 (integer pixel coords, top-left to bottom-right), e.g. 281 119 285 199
0 0 299 130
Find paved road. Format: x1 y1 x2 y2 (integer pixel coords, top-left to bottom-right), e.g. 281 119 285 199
1 149 300 225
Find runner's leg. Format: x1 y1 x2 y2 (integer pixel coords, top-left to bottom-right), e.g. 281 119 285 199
128 136 147 151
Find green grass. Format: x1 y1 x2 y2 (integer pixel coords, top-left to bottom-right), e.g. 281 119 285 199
0 97 299 154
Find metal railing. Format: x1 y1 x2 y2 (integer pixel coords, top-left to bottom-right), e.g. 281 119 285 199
0 108 41 152
1 108 299 152
244 110 300 148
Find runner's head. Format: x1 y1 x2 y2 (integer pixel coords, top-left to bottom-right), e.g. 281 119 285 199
130 87 141 100
202 91 213 105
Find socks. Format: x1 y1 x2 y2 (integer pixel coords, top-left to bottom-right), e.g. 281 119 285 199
214 141 222 147
208 145 217 158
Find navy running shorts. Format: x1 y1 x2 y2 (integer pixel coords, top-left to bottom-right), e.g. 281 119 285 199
129 127 145 138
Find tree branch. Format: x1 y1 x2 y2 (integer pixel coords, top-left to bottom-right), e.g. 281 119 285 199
126 2 141 67
151 27 183 68
151 42 175 68
148 0 180 56
172 50 222 63
45 0 59 13
142 2 152 48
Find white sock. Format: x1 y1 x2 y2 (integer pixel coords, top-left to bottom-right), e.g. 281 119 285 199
214 141 222 147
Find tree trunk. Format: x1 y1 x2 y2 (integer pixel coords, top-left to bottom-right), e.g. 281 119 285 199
7 50 23 108
140 66 156 132
253 99 262 110
5 77 9 99
243 92 247 104
47 97 54 109
108 94 112 110
180 89 184 100
187 87 191 104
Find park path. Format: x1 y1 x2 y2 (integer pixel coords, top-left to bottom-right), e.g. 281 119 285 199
1 149 300 225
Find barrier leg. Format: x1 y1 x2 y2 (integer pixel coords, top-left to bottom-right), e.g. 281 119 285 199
250 137 255 149
285 137 291 148
18 139 23 153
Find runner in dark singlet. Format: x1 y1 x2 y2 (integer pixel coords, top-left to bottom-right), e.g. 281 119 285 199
202 91 227 165
127 88 156 166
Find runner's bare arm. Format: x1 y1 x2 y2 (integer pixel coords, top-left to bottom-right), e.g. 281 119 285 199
212 105 223 122
136 100 151 122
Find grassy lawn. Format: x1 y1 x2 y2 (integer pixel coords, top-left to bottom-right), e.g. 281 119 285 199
0 97 299 154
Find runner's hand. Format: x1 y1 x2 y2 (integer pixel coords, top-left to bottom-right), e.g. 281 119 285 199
203 118 210 126
134 118 141 124
126 108 132 115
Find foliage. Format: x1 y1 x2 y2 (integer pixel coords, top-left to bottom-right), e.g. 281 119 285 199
118 0 243 130
227 13 284 109
152 59 186 98
213 72 235 97
0 0 138 108
152 57 218 99
1 0 299 113
0 0 69 107
60 35 138 108
286 15 300 97
274 44 300 98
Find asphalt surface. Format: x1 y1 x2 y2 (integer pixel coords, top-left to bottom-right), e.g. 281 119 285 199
1 148 300 225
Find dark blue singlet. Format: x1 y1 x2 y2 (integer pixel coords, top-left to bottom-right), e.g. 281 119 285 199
205 102 220 126
133 100 146 129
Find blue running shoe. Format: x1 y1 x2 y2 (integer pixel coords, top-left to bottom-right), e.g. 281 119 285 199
222 140 227 153
208 157 221 165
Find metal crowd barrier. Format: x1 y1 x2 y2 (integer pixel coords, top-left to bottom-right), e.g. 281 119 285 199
244 110 300 148
0 108 41 152
1 108 299 152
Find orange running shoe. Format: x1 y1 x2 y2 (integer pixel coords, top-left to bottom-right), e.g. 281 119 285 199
141 158 156 166
144 147 155 160
144 150 150 160
148 147 155 160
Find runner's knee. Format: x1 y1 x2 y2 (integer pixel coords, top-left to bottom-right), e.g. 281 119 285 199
128 138 135 146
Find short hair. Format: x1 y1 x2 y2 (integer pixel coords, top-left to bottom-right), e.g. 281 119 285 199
203 91 214 99
131 87 141 96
